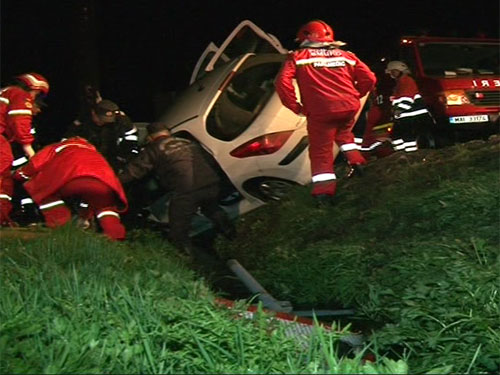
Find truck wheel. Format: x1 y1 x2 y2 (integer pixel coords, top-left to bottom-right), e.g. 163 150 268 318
417 132 437 149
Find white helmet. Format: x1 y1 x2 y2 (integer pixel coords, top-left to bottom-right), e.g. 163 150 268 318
385 61 411 74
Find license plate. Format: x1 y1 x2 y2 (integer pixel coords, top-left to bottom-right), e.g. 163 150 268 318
449 115 489 124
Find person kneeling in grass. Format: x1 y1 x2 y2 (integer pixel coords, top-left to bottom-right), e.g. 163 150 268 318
13 136 128 241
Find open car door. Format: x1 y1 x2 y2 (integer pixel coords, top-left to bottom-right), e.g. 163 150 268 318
189 42 228 85
190 20 287 85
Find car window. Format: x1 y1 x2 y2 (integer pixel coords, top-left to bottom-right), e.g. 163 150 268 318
207 57 283 141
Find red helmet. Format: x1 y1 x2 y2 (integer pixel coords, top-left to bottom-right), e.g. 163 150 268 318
296 20 335 43
16 73 50 95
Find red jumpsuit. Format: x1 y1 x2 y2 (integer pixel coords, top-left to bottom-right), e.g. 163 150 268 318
0 86 36 225
275 47 376 196
13 137 128 240
361 73 395 159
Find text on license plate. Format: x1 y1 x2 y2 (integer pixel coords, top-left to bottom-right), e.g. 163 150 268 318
449 115 489 124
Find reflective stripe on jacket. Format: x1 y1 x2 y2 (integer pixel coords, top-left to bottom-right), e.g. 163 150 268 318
0 86 35 145
13 137 128 211
275 47 376 116
391 75 430 120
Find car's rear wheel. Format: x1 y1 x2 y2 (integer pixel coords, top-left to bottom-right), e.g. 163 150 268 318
243 177 299 202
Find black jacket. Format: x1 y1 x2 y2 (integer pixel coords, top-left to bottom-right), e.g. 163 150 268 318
64 113 139 171
119 134 221 194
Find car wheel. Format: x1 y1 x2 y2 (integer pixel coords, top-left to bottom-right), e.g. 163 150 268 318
243 177 299 202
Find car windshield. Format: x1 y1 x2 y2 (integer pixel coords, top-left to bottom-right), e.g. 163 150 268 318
207 58 282 141
418 42 500 76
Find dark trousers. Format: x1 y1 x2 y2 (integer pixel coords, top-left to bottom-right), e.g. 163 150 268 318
168 183 230 249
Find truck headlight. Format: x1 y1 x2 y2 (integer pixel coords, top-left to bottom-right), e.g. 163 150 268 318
439 90 470 105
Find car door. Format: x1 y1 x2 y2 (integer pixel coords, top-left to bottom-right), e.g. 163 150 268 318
190 19 287 85
189 42 229 85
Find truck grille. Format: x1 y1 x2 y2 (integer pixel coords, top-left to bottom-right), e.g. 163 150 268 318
467 90 500 107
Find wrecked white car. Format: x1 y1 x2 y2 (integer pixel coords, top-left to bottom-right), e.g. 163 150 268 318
134 20 313 234
137 20 362 234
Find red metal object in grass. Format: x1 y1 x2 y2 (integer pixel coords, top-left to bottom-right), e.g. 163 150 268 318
214 296 366 351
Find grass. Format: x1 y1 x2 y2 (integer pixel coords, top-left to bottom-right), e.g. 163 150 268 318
216 137 500 373
1 225 409 374
1 137 498 373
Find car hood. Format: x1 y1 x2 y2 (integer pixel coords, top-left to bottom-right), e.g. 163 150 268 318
159 59 242 131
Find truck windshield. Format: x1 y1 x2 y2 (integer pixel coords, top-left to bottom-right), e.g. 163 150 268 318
418 42 500 76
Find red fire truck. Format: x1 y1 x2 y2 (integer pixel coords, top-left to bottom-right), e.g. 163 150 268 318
395 35 500 147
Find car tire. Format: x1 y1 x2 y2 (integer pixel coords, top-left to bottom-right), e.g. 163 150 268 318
243 177 299 202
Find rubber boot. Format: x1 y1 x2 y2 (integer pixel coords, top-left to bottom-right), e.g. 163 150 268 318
343 149 366 166
0 197 15 227
17 201 43 226
346 164 364 178
311 179 337 196
42 205 72 228
0 173 15 226
98 215 126 241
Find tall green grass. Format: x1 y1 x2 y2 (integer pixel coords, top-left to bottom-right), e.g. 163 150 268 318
217 138 500 373
1 225 409 373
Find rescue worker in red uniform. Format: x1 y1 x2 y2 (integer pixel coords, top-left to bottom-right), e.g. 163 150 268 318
274 20 376 205
385 61 434 153
13 137 128 241
360 70 395 159
64 98 139 227
10 96 46 226
0 72 49 226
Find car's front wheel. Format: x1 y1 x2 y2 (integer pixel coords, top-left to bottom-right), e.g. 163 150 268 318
243 177 299 202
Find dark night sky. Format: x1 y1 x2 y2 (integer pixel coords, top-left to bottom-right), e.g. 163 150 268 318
1 0 498 143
